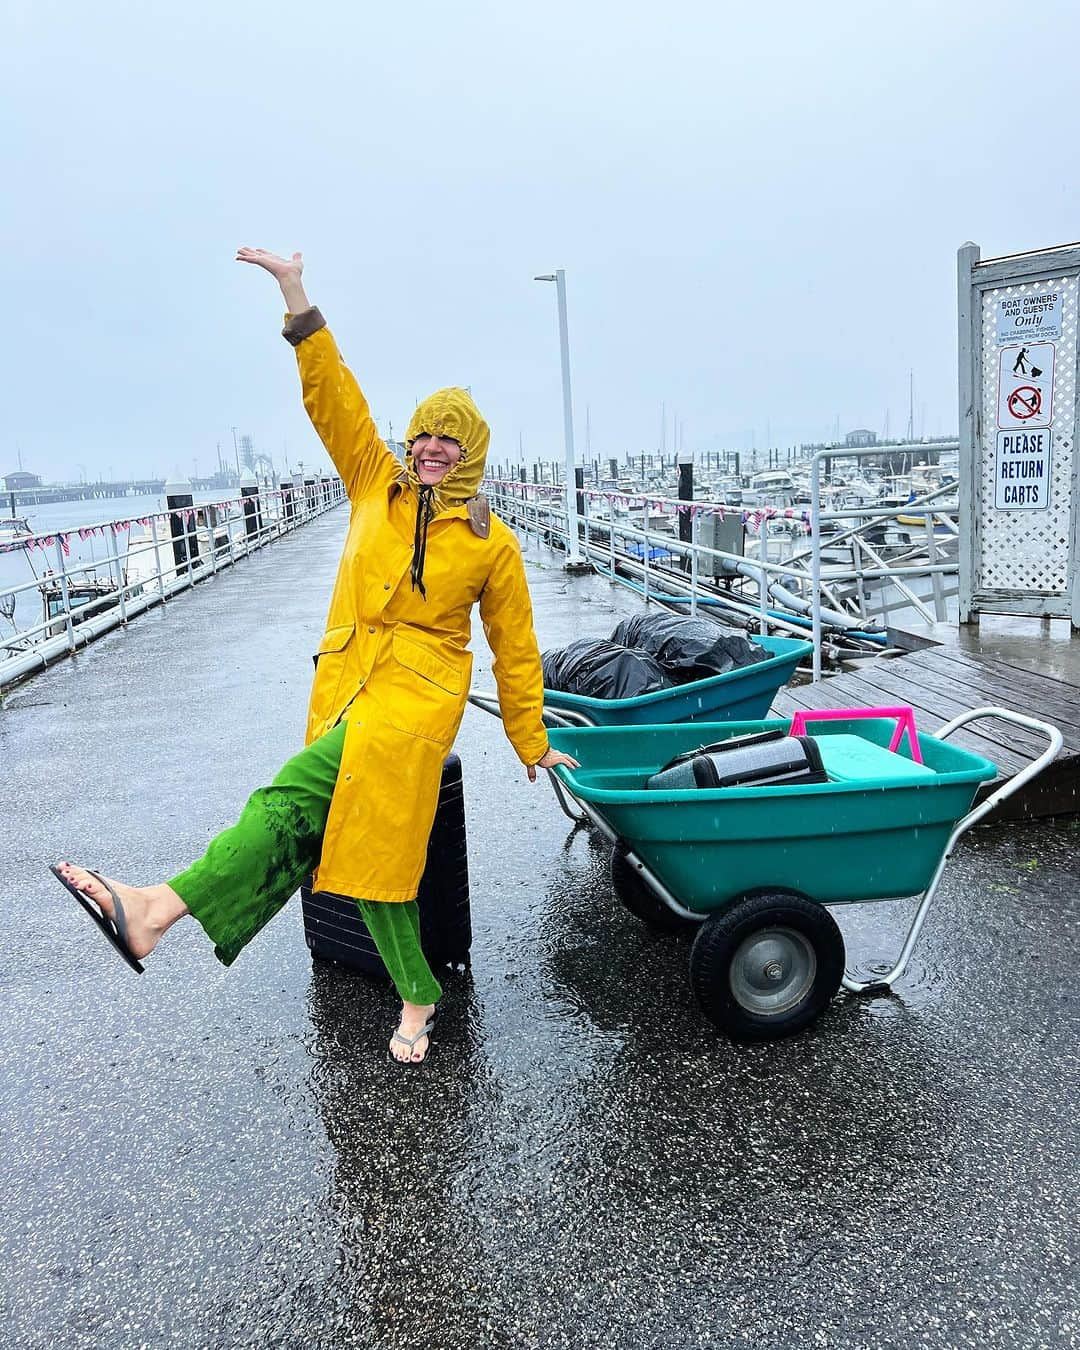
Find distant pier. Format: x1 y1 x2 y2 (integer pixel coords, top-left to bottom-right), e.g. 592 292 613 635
7 477 252 507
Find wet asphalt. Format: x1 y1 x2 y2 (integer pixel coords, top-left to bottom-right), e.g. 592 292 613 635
1 510 1078 1350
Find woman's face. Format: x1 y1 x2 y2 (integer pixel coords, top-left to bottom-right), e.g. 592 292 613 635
411 434 463 486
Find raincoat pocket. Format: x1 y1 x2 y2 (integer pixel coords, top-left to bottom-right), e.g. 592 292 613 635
310 623 356 728
384 631 470 744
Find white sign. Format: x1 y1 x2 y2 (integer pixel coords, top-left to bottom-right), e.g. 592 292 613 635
995 429 1053 510
997 342 1055 428
996 291 1063 344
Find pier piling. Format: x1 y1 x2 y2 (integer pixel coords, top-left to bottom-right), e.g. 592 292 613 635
240 474 261 541
677 452 694 545
165 476 198 569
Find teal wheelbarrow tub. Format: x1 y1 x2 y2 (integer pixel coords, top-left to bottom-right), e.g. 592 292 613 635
470 634 811 731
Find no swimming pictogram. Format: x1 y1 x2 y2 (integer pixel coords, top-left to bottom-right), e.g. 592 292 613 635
1006 386 1042 421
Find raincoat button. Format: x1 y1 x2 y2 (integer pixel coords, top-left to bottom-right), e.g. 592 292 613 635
368 626 376 634
383 582 390 590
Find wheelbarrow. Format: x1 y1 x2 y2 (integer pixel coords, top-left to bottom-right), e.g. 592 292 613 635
470 634 811 732
537 706 1061 1041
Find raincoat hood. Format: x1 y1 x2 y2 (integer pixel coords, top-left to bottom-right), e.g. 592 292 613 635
404 387 489 512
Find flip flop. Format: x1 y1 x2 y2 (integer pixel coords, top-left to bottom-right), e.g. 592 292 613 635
49 865 145 975
389 1013 436 1065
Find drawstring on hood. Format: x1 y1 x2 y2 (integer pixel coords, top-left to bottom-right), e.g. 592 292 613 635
409 484 436 598
404 387 490 598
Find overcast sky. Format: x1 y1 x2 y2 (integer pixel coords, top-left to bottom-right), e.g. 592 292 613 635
4 0 1080 483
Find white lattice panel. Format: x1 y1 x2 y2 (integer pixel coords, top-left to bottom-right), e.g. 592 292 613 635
977 275 1077 595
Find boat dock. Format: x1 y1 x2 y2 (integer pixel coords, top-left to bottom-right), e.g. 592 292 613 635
771 618 1080 819
5 514 1079 1349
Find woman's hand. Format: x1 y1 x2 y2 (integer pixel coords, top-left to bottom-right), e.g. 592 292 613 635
236 247 310 313
236 246 303 280
527 747 580 782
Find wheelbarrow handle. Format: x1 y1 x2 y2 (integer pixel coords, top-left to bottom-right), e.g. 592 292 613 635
467 688 596 729
933 705 1063 836
843 705 1062 998
467 687 595 823
466 690 503 719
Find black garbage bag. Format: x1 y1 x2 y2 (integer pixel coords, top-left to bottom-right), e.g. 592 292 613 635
610 613 767 683
542 639 674 699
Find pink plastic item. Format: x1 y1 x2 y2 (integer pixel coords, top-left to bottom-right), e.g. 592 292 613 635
788 705 924 765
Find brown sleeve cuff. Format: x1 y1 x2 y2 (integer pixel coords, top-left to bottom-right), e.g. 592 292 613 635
281 306 327 347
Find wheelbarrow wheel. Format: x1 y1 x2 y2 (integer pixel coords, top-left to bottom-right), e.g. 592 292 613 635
689 891 844 1040
610 843 698 932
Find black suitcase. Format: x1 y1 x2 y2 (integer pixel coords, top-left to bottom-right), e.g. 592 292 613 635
301 752 471 978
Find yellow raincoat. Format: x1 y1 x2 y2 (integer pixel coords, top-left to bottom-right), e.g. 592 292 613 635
282 307 549 901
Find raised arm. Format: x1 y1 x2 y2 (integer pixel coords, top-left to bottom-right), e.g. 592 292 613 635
236 247 399 501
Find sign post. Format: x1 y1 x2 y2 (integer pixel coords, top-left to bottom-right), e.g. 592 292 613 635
957 241 1080 628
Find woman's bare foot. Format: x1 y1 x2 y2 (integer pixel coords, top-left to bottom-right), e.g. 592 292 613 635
52 862 189 960
390 1001 436 1064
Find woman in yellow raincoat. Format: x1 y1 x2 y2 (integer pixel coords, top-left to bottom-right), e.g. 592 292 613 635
50 247 578 1064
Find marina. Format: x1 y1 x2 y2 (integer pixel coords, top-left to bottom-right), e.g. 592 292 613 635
2 438 962 696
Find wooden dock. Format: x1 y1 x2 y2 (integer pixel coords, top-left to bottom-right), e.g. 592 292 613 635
770 639 1080 819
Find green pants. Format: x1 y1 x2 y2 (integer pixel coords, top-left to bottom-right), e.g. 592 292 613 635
169 720 443 1006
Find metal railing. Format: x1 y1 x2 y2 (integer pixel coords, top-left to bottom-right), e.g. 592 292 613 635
0 479 346 691
486 463 959 674
807 443 959 681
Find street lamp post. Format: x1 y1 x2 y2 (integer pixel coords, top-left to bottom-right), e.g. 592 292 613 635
534 269 587 570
